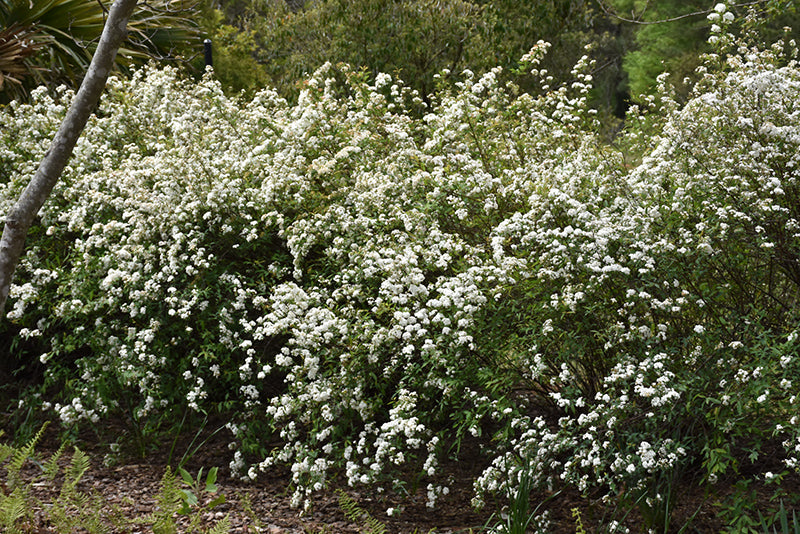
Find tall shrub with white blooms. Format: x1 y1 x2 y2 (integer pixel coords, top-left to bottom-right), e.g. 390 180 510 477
1 7 799 529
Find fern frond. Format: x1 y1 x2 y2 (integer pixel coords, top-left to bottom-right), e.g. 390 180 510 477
207 513 231 534
364 513 387 534
239 492 264 530
0 486 29 532
152 515 178 534
73 496 111 534
0 429 14 464
6 422 48 489
336 490 386 534
48 448 109 534
157 466 184 512
141 467 181 534
0 444 15 465
63 447 90 492
51 491 109 534
337 489 361 522
42 442 67 481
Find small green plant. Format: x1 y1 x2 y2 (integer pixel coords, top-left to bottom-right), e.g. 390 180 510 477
717 479 761 534
0 486 30 534
0 425 42 532
144 466 184 534
336 489 387 534
141 466 229 534
502 465 536 534
48 447 107 533
573 507 586 534
488 460 559 534
239 491 265 531
760 501 800 534
178 466 225 514
0 422 47 489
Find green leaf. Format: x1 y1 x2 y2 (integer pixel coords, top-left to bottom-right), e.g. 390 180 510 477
0 487 28 528
205 467 219 493
178 467 194 487
178 501 192 516
207 494 226 510
42 442 67 480
181 489 198 506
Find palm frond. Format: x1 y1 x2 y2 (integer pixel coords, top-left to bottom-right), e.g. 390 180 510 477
0 23 45 93
1 0 198 99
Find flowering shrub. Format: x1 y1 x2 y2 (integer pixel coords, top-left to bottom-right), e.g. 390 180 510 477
1 6 799 529
474 15 800 531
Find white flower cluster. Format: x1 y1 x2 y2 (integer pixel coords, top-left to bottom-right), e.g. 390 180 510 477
2 22 799 530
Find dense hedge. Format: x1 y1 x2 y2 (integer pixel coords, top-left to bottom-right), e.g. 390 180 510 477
2 9 799 531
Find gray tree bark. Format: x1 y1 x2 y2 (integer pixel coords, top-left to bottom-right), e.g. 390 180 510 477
0 0 139 317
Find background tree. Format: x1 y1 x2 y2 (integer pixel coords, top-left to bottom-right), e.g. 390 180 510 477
466 0 595 81
605 0 710 99
605 0 800 101
191 0 644 127
199 0 616 106
249 0 482 100
191 0 269 93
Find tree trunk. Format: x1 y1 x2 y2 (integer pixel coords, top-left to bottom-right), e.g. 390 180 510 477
0 0 139 317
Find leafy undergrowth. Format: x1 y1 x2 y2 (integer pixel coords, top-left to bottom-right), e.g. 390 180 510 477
0 424 234 534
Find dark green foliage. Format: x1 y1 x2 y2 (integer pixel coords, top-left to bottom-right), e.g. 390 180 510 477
249 0 481 100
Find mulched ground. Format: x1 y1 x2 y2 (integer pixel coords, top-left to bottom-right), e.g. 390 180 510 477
6 420 501 533
4 417 800 533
